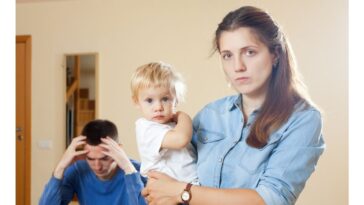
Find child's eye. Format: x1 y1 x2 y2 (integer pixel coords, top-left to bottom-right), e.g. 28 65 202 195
161 97 169 102
145 98 153 103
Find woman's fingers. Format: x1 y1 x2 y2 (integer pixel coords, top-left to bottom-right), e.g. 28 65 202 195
147 171 171 180
141 187 149 197
142 187 154 204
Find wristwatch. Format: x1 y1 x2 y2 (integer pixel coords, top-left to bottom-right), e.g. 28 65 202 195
181 183 193 205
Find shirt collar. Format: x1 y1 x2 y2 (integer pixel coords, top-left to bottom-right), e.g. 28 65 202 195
228 94 242 111
228 94 261 115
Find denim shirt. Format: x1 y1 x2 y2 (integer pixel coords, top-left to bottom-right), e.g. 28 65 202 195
191 95 325 205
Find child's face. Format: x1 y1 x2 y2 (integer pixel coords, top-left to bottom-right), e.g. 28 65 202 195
136 86 176 124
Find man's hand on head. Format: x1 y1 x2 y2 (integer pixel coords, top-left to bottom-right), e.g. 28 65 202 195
53 135 89 179
100 136 137 174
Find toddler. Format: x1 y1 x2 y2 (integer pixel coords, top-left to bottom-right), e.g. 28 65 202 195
131 62 198 184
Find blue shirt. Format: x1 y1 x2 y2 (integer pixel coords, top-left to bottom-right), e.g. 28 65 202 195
191 95 325 205
39 159 147 205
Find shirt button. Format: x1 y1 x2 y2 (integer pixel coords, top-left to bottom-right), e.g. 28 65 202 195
203 137 208 142
218 158 223 163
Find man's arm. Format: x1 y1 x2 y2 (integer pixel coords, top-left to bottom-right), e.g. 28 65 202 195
53 136 89 179
39 136 88 205
100 137 147 205
161 111 193 149
39 170 76 205
124 161 148 205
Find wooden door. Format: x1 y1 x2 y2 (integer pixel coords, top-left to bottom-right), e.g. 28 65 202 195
16 35 31 205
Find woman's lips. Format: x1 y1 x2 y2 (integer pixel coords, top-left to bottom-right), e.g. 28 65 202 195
235 77 250 83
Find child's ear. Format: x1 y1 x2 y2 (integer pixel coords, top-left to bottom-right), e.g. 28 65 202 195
132 97 140 108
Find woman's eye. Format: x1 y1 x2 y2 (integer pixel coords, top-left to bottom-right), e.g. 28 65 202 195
246 49 256 56
222 53 232 60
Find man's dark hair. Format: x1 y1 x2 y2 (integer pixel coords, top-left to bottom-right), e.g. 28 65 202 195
81 119 118 145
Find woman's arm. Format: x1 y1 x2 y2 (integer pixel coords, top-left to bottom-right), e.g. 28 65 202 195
187 186 264 205
143 171 265 205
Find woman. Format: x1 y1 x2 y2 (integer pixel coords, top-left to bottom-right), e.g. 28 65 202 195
142 6 325 205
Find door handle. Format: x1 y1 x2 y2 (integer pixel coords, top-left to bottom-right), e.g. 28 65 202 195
17 135 24 141
16 127 23 132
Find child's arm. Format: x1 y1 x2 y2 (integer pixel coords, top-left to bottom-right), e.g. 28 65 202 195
161 111 192 149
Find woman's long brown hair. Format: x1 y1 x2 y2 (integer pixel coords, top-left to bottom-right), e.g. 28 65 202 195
214 6 313 148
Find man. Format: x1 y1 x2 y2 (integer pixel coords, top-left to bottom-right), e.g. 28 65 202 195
39 119 147 205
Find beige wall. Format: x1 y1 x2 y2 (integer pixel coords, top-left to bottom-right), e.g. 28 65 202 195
16 0 347 204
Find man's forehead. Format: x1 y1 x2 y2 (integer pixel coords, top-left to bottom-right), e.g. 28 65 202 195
84 144 107 158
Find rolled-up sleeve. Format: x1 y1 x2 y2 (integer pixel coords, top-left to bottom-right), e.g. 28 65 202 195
256 109 325 205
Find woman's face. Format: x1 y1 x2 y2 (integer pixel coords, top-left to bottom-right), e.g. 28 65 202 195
219 27 275 98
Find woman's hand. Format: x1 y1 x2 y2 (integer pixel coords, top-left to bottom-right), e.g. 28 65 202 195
54 135 89 179
142 171 186 205
148 196 179 205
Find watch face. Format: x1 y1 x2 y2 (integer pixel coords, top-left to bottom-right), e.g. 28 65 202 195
181 191 190 201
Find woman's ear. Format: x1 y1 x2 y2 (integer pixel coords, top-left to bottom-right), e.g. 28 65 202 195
273 58 278 67
272 47 280 67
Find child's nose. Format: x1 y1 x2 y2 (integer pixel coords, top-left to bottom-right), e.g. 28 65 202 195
154 102 163 112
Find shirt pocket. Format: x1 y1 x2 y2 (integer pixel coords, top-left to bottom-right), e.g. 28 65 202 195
238 132 282 174
197 129 225 144
195 129 225 167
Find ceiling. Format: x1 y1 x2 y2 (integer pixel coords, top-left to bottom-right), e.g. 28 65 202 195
17 0 73 3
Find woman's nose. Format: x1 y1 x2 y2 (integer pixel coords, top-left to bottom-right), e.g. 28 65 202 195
234 57 246 72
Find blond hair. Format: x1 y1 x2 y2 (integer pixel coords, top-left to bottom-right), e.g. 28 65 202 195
131 62 186 103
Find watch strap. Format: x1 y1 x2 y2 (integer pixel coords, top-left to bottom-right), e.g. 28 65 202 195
181 183 193 205
185 183 193 192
